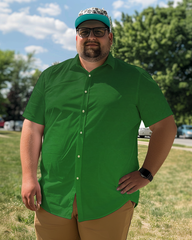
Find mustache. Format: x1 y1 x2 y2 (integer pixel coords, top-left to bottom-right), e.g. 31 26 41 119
84 41 100 46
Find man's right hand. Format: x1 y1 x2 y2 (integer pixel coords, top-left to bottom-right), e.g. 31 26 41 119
21 178 42 211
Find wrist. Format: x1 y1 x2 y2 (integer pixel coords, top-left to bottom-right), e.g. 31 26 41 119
139 167 153 181
22 174 38 182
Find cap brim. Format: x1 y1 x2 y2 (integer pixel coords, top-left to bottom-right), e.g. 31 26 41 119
75 14 110 28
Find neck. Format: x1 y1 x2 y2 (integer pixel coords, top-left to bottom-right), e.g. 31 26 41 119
79 56 108 72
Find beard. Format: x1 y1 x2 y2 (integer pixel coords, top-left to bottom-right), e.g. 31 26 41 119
79 41 110 62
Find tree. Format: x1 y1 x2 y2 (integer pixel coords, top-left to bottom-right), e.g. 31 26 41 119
112 0 192 125
0 50 15 114
185 0 192 36
0 51 42 120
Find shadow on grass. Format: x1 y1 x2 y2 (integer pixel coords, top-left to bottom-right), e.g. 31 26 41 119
0 130 20 137
0 130 13 135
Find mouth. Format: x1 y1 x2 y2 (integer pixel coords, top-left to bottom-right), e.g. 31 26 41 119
85 43 99 47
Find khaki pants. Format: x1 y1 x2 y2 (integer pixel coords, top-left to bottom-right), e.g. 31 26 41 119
35 195 135 240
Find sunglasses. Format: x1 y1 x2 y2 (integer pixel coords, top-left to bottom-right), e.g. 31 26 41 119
76 27 109 38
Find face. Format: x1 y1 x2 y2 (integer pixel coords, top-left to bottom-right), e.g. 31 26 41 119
76 20 113 62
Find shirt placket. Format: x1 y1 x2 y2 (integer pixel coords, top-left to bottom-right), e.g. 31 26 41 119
75 72 92 219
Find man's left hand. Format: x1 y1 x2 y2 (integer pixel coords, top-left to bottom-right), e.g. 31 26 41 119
117 171 150 194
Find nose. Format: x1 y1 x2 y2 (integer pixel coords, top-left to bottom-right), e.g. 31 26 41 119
88 29 96 39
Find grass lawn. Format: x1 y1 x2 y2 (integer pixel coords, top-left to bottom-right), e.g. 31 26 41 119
0 131 192 239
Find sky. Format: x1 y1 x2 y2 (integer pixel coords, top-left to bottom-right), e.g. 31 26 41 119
0 0 182 71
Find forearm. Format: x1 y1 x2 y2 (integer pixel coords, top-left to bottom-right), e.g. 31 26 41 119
118 116 177 194
20 121 43 180
20 120 44 210
142 116 177 176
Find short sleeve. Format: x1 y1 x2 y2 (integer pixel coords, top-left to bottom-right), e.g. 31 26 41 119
23 73 45 125
137 69 173 127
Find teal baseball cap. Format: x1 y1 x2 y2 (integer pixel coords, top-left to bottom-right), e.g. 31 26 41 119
75 7 111 30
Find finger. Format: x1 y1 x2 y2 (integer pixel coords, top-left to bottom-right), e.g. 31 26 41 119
126 186 138 194
23 196 33 210
22 197 28 208
120 183 135 194
118 174 130 184
28 194 36 211
36 186 42 205
117 179 131 191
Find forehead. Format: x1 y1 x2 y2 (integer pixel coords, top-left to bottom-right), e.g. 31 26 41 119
78 20 106 28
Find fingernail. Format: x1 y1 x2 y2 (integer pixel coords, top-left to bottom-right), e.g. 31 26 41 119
38 201 41 204
117 188 119 190
121 191 124 194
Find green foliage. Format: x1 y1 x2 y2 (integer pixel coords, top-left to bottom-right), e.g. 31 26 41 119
0 50 42 119
0 50 15 113
112 0 192 125
0 50 14 87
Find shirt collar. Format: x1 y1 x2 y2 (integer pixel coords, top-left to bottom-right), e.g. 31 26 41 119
70 52 115 71
102 52 115 69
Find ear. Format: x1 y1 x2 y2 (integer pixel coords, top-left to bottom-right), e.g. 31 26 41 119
76 35 77 41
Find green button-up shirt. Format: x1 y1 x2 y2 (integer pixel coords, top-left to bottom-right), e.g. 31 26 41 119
23 52 172 222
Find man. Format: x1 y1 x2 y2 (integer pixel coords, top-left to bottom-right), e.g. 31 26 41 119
20 7 177 240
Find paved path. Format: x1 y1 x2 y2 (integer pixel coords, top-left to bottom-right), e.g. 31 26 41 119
138 141 192 152
0 134 10 138
173 138 192 147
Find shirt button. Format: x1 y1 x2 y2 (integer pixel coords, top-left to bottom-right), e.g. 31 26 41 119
77 155 80 158
80 131 83 134
84 90 87 93
76 177 79 180
82 110 85 113
89 74 91 77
